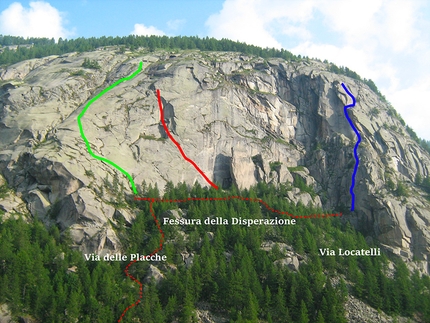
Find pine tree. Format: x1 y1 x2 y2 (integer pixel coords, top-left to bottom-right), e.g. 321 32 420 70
288 275 298 317
298 300 309 323
181 291 197 323
243 291 259 321
165 295 178 322
316 311 325 323
67 290 84 322
295 235 304 254
394 260 413 316
264 285 272 312
274 287 289 321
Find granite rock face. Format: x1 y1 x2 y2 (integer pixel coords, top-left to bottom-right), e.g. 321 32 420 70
0 48 429 272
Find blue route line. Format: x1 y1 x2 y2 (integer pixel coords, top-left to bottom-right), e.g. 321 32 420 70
342 83 360 211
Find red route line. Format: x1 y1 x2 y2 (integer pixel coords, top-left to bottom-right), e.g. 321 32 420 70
156 89 219 190
117 196 342 321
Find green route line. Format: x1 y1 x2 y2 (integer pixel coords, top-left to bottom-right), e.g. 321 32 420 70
77 61 143 195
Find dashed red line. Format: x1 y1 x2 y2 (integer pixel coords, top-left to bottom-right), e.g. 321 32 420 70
156 89 219 190
118 195 341 321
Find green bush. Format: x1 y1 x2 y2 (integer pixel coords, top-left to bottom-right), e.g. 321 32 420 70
421 176 430 193
415 174 423 185
386 178 396 191
293 176 316 198
0 181 9 199
269 161 282 171
287 166 305 172
370 108 380 117
140 134 166 141
406 125 419 143
69 69 86 76
81 58 101 69
84 169 94 178
395 182 408 197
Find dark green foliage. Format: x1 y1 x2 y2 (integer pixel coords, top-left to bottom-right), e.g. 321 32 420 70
0 181 10 199
420 139 430 154
363 78 379 94
298 300 310 323
395 182 409 197
0 34 298 67
406 125 420 143
287 165 305 172
69 69 86 76
415 174 423 185
387 178 396 191
405 126 430 155
269 161 282 171
293 176 317 198
0 181 429 322
84 169 94 178
328 63 384 100
329 64 360 81
422 176 430 193
416 176 430 202
81 58 101 69
0 217 133 322
370 107 380 117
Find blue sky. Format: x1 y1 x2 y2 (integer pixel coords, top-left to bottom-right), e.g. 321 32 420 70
0 1 226 39
1 0 430 140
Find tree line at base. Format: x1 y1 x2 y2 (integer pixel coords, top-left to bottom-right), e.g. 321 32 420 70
0 180 429 322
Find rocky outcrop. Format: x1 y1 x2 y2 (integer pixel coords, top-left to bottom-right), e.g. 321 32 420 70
261 241 306 271
181 251 195 268
230 147 258 189
145 264 164 284
0 304 37 323
0 304 12 323
195 302 228 323
0 48 429 272
286 188 322 208
0 175 27 220
345 295 418 323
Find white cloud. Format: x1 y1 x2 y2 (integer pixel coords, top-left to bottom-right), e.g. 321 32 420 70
278 25 311 40
316 0 421 53
292 42 380 79
205 0 317 48
316 0 384 45
381 0 422 52
387 76 430 139
259 0 315 23
131 23 165 36
0 1 72 39
167 19 186 31
205 0 282 48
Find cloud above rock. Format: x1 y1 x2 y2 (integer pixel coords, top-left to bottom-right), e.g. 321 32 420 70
131 23 165 36
0 1 72 39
